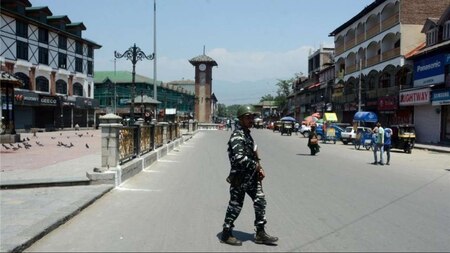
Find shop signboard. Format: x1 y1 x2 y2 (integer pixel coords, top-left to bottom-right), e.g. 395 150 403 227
413 54 445 86
399 88 430 106
378 96 398 111
14 90 39 106
431 89 450 106
39 94 57 106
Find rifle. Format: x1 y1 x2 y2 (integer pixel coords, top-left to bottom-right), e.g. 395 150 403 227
253 144 265 181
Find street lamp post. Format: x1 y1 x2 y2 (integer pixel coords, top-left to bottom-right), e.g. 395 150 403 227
114 44 154 124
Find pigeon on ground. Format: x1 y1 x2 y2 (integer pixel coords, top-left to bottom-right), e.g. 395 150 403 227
85 143 89 148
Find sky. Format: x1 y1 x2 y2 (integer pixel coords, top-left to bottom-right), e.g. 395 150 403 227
30 0 374 105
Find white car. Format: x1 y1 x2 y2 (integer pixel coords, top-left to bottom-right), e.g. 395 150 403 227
340 126 372 144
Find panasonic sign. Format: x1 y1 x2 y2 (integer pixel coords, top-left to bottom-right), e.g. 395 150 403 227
413 54 445 86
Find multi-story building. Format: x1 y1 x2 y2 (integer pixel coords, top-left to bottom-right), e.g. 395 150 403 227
405 5 450 144
0 0 101 130
328 0 449 124
288 46 334 122
94 71 195 122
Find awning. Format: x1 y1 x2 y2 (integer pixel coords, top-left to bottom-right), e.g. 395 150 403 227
324 112 338 122
353 111 378 123
308 83 321 89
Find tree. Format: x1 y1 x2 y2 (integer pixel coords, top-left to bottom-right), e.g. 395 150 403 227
260 94 274 102
273 78 294 110
217 103 228 117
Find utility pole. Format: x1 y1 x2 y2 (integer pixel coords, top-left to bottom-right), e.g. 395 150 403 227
358 60 362 112
153 0 157 121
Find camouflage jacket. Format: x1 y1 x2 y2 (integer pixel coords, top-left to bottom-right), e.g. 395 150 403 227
227 122 258 174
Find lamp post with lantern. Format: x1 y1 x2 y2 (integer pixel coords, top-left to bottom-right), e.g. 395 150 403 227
114 44 154 124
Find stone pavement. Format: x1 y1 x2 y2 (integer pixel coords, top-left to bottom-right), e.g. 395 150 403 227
0 129 112 253
0 129 448 252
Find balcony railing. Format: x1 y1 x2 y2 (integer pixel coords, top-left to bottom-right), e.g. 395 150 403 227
366 24 380 40
345 38 355 50
381 47 400 61
346 64 357 74
356 33 365 44
335 45 344 55
366 55 380 67
381 13 399 32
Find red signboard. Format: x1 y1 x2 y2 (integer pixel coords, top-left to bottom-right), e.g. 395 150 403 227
378 96 398 111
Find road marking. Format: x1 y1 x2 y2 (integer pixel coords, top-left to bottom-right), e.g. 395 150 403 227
157 159 179 163
116 187 161 192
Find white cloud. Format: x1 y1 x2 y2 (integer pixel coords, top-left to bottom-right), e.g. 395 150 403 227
102 45 316 83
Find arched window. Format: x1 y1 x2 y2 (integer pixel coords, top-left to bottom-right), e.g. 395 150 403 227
368 74 377 90
56 79 67 94
73 82 83 96
344 82 355 95
14 72 30 90
379 72 391 88
35 76 49 92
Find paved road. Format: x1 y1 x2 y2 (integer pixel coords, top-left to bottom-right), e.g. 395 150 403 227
25 130 450 252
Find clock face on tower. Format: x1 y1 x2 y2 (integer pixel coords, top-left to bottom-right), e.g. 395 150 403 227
199 63 206 71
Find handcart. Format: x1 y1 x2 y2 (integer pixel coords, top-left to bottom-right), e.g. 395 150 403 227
352 111 378 150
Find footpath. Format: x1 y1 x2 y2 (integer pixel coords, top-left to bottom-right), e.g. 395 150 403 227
0 129 449 252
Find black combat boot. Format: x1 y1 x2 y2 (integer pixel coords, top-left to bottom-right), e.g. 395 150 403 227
255 227 278 245
220 227 242 246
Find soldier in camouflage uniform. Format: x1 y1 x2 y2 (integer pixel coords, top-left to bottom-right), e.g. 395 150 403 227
220 105 278 246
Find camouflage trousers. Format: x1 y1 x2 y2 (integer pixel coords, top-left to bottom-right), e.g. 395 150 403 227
223 179 267 229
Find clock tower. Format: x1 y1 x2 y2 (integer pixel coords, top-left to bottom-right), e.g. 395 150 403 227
189 53 218 123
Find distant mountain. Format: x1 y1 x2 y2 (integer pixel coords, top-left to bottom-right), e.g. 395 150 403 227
212 78 279 106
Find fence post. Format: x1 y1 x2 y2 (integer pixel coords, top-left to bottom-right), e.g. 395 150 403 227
99 113 122 171
160 122 169 144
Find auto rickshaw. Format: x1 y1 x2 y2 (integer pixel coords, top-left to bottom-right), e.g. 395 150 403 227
389 124 416 153
280 121 293 136
273 121 283 132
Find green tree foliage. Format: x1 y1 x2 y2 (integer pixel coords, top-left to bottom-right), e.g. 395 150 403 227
260 94 275 102
217 103 228 117
274 78 294 109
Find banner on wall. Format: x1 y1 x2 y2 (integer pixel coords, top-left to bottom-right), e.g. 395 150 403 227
399 88 430 106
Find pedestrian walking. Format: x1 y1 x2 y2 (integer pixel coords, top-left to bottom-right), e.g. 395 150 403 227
376 122 385 165
384 127 392 165
221 104 278 246
307 125 320 155
371 127 379 165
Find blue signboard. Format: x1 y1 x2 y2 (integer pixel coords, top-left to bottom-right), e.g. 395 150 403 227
414 54 445 86
431 89 450 106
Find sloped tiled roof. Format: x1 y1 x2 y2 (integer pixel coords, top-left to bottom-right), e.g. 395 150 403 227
94 71 162 86
189 54 218 66
405 42 426 59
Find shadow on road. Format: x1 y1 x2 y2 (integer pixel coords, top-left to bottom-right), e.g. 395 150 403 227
216 229 254 243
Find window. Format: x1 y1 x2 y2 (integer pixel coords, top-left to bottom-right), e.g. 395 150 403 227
88 84 91 97
15 72 30 90
58 35 67 50
75 57 83 72
426 28 437 46
87 45 93 57
16 41 28 60
444 21 450 41
38 47 48 65
36 76 49 92
75 41 83 55
58 53 67 69
16 20 28 38
368 76 376 90
379 72 391 88
56 80 67 94
73 82 83 96
38 28 48 44
87 61 93 75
